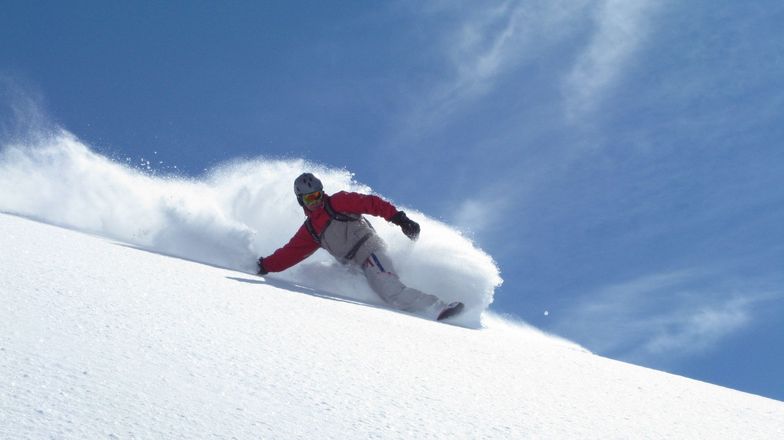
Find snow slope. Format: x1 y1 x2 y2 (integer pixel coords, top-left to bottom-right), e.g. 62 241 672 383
1 213 782 439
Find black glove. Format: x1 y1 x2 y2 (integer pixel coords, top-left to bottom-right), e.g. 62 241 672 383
257 257 268 275
390 211 420 240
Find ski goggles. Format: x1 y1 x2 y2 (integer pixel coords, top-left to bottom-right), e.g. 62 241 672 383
301 191 323 205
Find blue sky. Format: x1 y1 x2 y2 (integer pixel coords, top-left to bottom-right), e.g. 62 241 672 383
2 1 783 400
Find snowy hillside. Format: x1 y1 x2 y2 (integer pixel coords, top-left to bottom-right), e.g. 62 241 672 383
1 213 782 439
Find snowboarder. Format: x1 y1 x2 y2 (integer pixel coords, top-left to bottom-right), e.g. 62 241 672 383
257 173 464 321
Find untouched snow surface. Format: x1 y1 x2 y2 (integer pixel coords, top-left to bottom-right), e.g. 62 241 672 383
1 213 783 439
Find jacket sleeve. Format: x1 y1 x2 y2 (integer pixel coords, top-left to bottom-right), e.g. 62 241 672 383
329 191 399 220
262 224 320 272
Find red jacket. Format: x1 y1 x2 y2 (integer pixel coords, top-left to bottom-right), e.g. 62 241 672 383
262 191 399 272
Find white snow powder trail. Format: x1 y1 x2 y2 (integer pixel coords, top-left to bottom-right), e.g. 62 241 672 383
0 130 501 327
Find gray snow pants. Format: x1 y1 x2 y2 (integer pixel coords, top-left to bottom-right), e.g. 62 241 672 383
361 249 444 318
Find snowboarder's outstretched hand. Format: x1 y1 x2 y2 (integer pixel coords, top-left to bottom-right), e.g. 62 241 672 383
257 257 268 275
390 211 420 241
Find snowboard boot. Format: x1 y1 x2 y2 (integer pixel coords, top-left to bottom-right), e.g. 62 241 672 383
437 301 464 321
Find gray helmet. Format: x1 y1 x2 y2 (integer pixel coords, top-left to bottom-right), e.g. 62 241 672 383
294 173 323 196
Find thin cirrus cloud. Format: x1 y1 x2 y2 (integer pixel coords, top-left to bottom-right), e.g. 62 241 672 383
562 0 661 121
550 268 781 366
397 1 590 135
445 2 528 100
393 0 663 161
415 0 660 123
440 1 586 108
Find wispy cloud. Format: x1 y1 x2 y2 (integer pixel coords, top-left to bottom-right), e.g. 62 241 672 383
562 0 660 120
404 0 662 128
639 297 753 355
397 1 590 136
442 1 588 104
444 2 528 100
551 269 782 366
451 196 507 238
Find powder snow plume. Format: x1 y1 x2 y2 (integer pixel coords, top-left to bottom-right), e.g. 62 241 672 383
0 130 501 326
